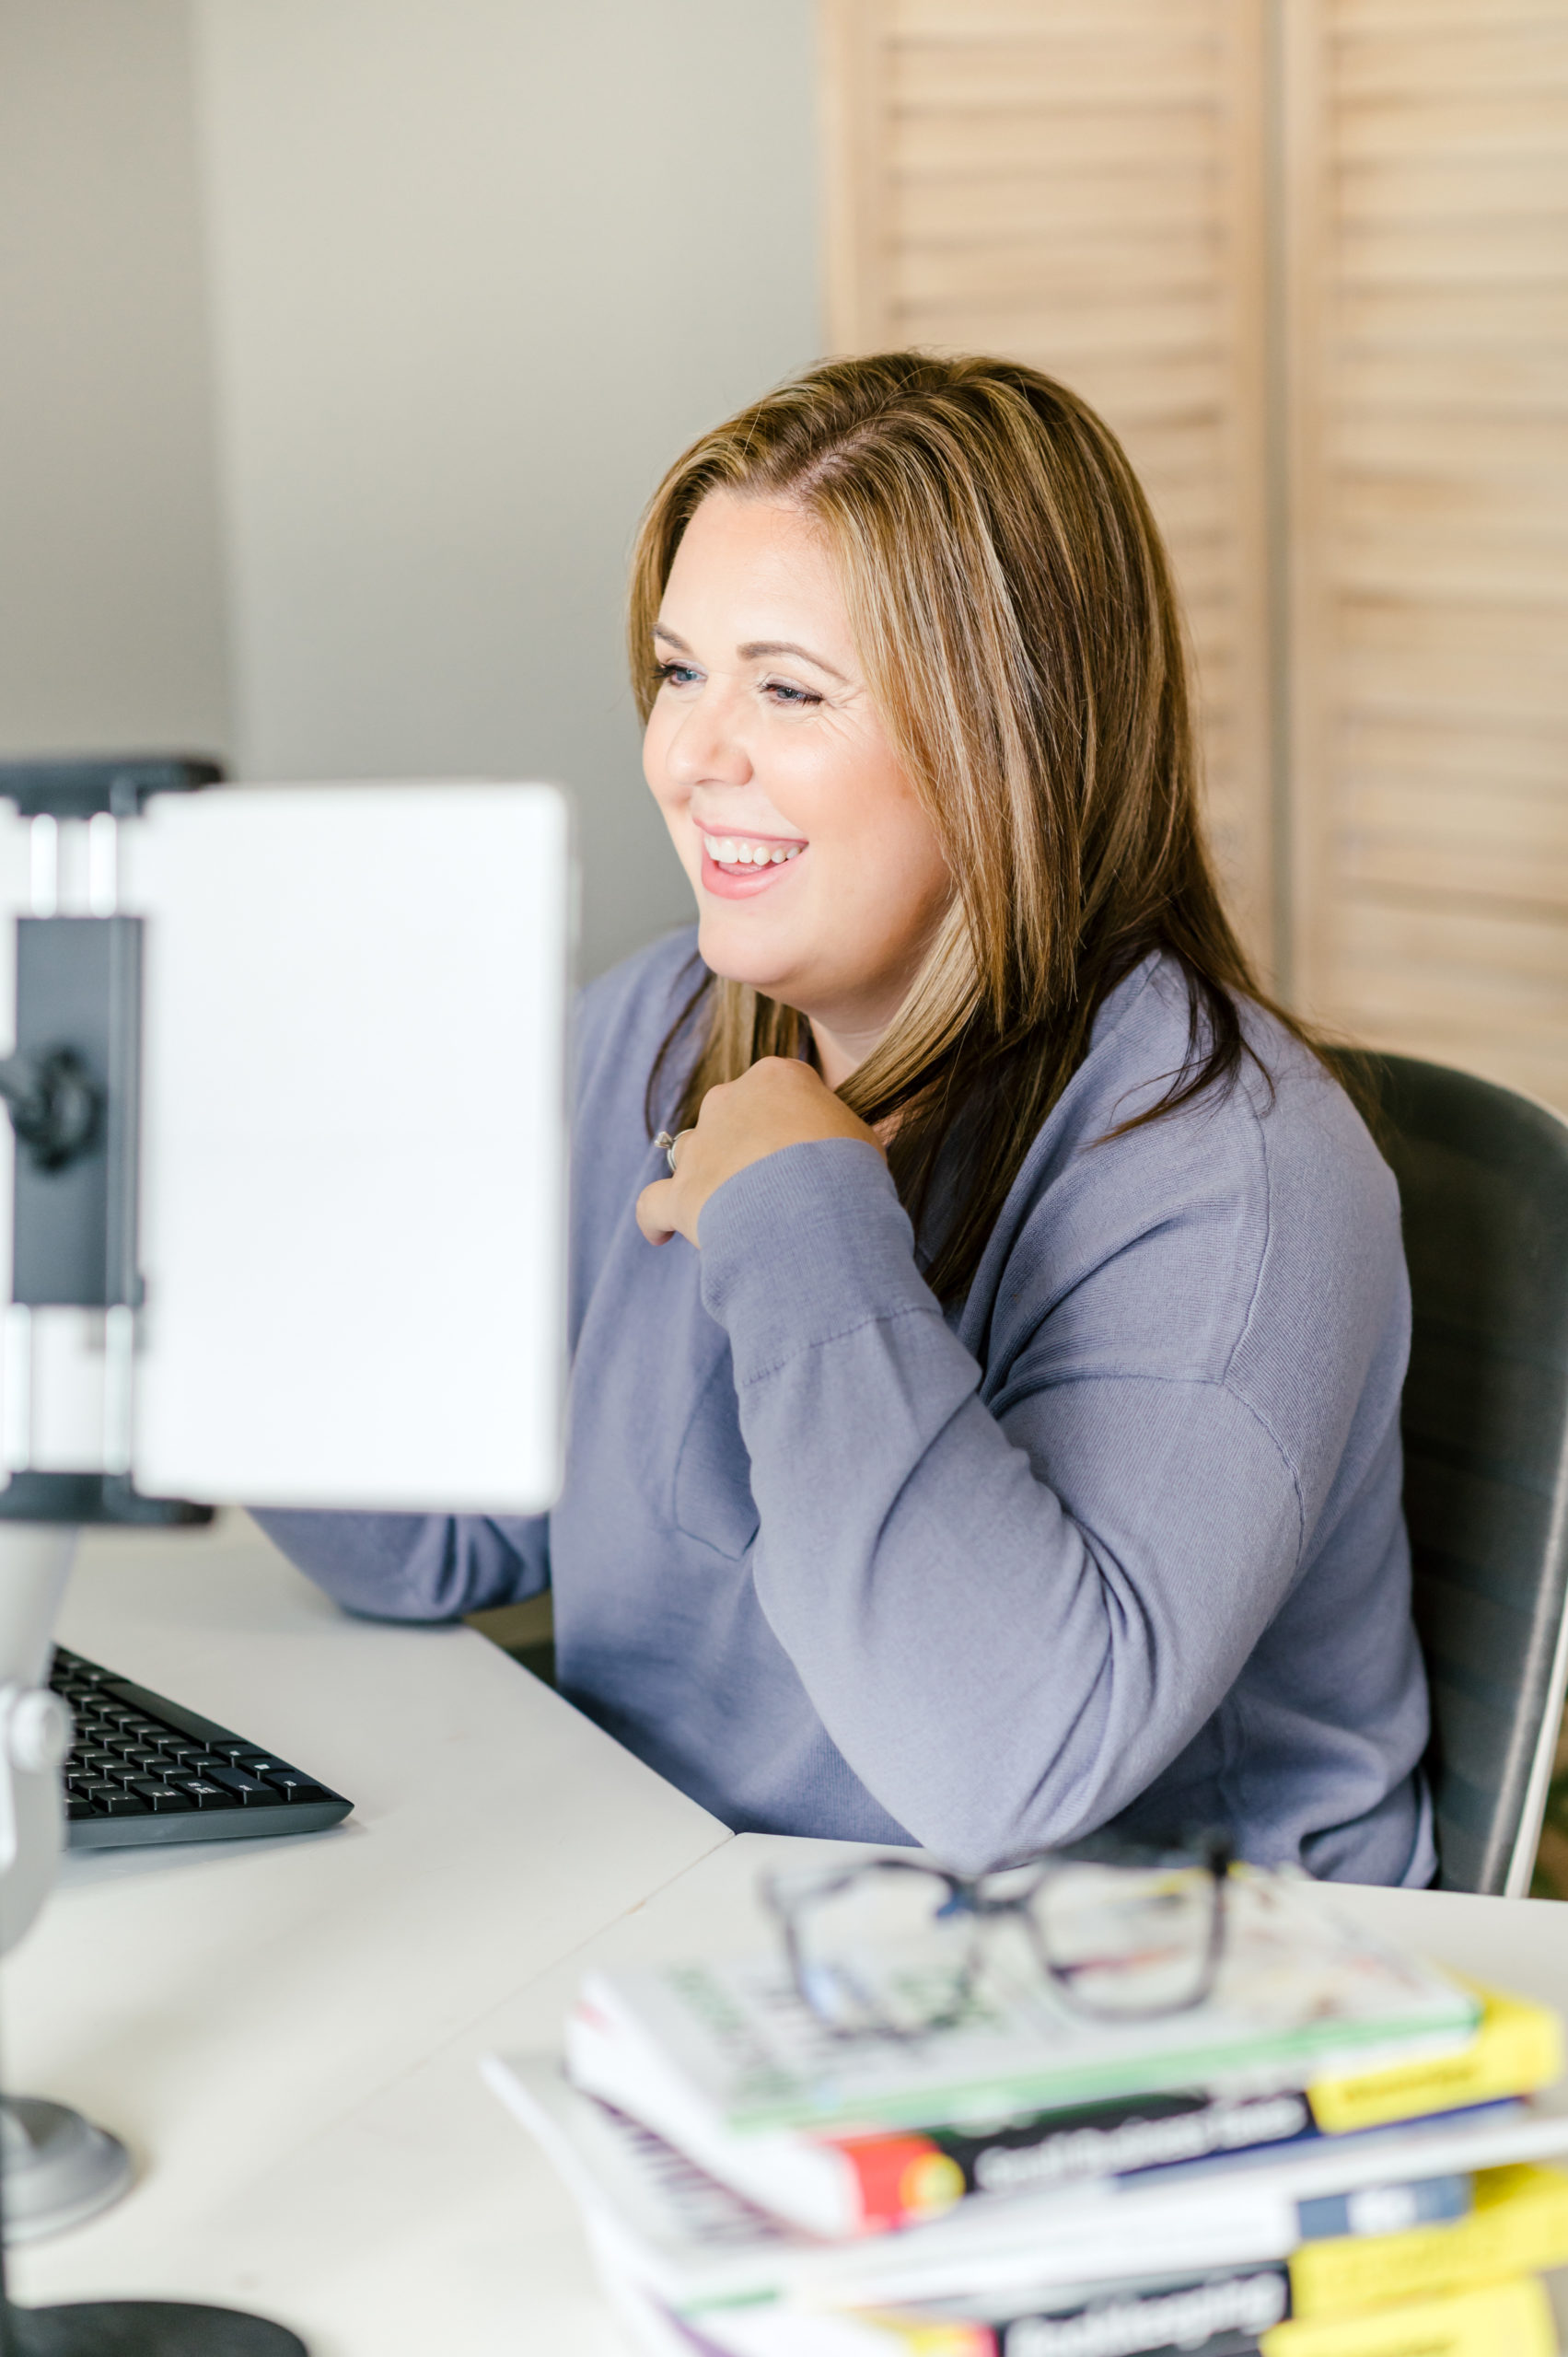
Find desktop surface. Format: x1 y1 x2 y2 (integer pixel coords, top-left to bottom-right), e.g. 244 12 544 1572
7 1519 1568 2352
3 1515 726 2353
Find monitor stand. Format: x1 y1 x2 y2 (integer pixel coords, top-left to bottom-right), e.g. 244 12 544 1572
6 2302 304 2354
0 1527 308 2357
1 2100 130 2244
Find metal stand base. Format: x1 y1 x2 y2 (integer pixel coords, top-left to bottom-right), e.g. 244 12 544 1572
0 2100 131 2242
7 2302 305 2354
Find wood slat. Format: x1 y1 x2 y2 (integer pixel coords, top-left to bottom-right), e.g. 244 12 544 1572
1333 29 1568 103
824 2 1272 970
1333 349 1568 412
889 45 1225 112
1338 281 1568 339
1339 88 1568 156
1341 714 1568 791
890 246 1223 307
893 177 1225 242
1330 0 1566 31
891 0 1217 33
891 107 1215 176
1338 155 1568 223
1292 0 1568 1111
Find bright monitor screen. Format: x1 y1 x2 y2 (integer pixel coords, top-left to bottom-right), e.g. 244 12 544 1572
0 782 572 1515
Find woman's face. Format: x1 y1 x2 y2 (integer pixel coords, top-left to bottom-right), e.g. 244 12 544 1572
643 492 951 1065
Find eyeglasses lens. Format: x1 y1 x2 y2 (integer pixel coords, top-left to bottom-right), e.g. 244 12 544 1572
791 1866 975 2036
1030 1861 1217 2016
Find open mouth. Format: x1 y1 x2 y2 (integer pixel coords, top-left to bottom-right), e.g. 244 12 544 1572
700 832 806 872
696 828 808 899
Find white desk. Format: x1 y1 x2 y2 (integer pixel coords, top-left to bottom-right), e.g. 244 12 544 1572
7 1524 1568 2353
3 1516 729 2351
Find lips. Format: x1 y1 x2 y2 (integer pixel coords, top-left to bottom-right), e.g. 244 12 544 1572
699 842 807 901
694 822 807 901
700 832 805 870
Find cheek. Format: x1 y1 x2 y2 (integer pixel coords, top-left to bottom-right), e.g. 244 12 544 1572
642 708 678 803
821 760 946 894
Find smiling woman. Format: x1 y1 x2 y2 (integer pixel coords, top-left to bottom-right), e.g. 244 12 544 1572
257 354 1435 1889
643 493 951 1094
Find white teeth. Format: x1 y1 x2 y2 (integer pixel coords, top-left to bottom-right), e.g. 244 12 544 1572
701 833 805 866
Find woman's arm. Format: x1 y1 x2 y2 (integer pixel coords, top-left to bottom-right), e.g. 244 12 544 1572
691 1125 1406 1873
252 1510 548 1621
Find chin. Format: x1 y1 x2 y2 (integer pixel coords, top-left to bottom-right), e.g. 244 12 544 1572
695 911 801 1002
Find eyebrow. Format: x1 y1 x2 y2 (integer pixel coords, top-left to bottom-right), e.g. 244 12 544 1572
653 623 848 684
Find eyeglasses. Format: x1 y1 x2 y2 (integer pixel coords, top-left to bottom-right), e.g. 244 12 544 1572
761 1832 1232 2041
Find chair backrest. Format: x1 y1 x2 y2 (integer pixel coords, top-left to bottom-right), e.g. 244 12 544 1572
1329 1050 1568 1895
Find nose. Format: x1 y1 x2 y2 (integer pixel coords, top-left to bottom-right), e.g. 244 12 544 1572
662 679 752 789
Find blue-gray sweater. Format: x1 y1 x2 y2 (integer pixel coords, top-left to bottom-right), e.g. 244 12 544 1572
259 930 1434 1884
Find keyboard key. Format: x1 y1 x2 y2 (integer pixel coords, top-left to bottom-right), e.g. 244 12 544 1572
170 1778 230 1809
129 1782 195 1813
204 1765 280 1806
51 1645 349 1845
261 1768 330 1803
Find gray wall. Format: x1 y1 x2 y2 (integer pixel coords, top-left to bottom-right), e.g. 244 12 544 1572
193 0 820 974
0 0 230 758
0 1 820 976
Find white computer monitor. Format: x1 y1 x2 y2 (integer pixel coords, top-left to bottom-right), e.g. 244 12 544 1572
0 780 572 1515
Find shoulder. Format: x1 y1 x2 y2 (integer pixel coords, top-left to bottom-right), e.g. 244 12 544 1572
979 956 1401 1392
574 925 705 1112
1075 953 1393 1233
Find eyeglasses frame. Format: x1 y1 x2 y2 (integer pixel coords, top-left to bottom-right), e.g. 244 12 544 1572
761 1830 1234 2042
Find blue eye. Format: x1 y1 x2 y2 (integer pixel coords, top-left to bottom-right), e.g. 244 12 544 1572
766 680 821 708
656 660 700 688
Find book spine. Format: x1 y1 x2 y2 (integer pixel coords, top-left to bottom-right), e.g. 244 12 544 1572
789 2271 1290 2357
1260 2274 1556 2357
829 2088 1317 2228
1307 1986 1562 2135
1289 2163 1568 2319
991 2268 1288 2355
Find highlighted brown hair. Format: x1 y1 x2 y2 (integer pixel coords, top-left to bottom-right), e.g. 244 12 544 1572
633 352 1314 1302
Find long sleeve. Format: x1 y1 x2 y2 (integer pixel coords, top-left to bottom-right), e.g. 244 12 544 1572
247 935 1429 1883
696 1114 1415 1874
252 1509 548 1621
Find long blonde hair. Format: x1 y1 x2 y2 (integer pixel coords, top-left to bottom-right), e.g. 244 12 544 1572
632 352 1308 1301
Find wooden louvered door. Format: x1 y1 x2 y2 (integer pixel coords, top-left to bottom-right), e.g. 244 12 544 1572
822 1 1568 1093
1285 0 1568 1106
820 0 1276 970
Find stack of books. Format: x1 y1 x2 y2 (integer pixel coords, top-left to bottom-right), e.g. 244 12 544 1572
485 1871 1568 2357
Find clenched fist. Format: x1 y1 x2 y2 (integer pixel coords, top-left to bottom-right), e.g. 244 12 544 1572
636 1057 884 1248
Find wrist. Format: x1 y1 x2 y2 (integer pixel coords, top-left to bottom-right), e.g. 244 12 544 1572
699 1140 938 1381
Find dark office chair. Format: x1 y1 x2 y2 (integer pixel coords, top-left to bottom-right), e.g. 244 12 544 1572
1328 1050 1568 1896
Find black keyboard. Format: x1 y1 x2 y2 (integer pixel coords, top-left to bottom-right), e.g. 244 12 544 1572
51 1643 354 1851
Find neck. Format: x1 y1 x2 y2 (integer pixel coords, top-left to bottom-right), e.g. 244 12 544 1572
807 1016 887 1094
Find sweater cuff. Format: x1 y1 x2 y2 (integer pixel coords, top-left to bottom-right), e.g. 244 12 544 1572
697 1138 940 1383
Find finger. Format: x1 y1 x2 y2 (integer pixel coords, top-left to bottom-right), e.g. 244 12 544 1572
635 1178 679 1245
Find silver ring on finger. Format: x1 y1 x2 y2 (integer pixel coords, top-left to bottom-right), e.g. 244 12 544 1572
653 1129 689 1176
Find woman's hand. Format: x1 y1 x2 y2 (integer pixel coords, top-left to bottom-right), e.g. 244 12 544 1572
636 1058 884 1248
